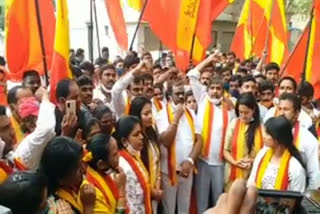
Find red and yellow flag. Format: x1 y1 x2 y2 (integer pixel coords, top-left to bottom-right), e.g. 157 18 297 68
282 0 320 99
144 0 233 70
5 0 55 81
231 0 288 65
127 0 144 11
50 0 72 103
104 0 128 50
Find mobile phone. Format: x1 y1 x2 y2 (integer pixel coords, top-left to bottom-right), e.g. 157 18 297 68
66 100 76 116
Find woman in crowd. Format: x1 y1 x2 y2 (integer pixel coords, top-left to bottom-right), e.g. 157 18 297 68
113 116 152 214
0 171 48 214
82 134 127 213
129 97 162 213
40 136 96 214
92 104 115 135
224 92 263 191
248 116 306 192
83 118 103 142
185 90 198 113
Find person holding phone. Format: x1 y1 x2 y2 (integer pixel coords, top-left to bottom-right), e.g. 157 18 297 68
82 134 127 214
248 116 307 192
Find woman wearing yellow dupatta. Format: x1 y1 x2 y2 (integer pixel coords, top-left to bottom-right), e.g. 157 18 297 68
224 93 263 191
248 116 306 192
82 134 127 214
40 136 96 214
129 97 163 213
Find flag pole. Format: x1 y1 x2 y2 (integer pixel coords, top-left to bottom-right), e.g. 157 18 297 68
34 0 49 86
189 33 196 67
129 0 149 51
88 0 94 62
93 0 101 59
301 7 314 83
279 20 311 78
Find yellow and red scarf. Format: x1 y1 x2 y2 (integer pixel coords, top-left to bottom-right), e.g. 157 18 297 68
166 103 195 186
255 149 291 190
13 157 27 171
0 161 13 184
153 98 163 112
56 188 83 213
10 116 24 145
201 99 228 160
147 142 160 189
230 119 263 181
124 96 131 115
119 150 152 214
86 166 119 213
293 122 301 149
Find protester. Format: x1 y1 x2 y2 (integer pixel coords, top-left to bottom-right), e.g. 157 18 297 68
224 93 263 191
82 134 127 213
129 96 163 213
114 116 152 213
22 70 41 94
92 104 115 135
248 116 306 192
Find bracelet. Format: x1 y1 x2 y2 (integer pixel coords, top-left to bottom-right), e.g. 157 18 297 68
171 121 178 126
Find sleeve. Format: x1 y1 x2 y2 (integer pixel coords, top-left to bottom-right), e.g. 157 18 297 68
303 129 320 190
288 158 307 192
247 147 268 187
187 69 207 104
224 119 236 152
125 169 141 213
111 73 134 118
191 109 201 134
14 100 56 170
155 109 169 135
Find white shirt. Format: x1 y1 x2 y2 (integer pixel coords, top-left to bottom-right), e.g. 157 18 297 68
93 84 114 112
119 156 145 214
13 100 56 170
111 73 134 119
264 107 313 129
187 68 235 165
248 147 306 192
155 103 201 174
294 124 320 189
151 97 167 118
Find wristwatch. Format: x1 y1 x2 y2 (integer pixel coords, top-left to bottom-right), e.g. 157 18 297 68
186 157 194 165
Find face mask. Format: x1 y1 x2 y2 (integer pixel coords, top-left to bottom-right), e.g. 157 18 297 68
231 90 240 98
116 68 124 77
224 82 230 91
126 143 140 157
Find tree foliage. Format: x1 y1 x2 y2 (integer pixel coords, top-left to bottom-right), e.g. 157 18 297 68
286 0 313 20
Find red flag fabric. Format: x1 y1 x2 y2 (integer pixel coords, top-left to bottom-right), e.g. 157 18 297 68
5 0 55 81
104 0 128 50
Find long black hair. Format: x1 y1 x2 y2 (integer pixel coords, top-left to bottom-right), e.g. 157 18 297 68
86 134 111 170
40 136 83 195
113 116 141 149
235 92 260 154
265 116 306 169
129 96 158 172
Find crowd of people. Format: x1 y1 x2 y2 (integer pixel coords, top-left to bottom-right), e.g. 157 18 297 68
0 46 319 214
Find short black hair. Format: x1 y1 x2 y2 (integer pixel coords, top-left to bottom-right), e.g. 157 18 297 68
7 85 23 105
76 75 93 87
87 134 111 170
22 70 39 80
239 75 256 87
0 56 6 66
80 61 94 75
230 75 241 82
153 64 162 70
102 47 109 53
123 55 140 70
56 79 75 101
279 93 301 112
0 171 47 214
221 67 232 74
92 104 112 120
153 83 164 92
255 74 266 80
100 64 116 78
141 73 154 83
237 67 248 75
259 80 275 93
132 76 144 86
265 62 280 72
75 48 84 56
298 81 314 98
278 76 297 91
